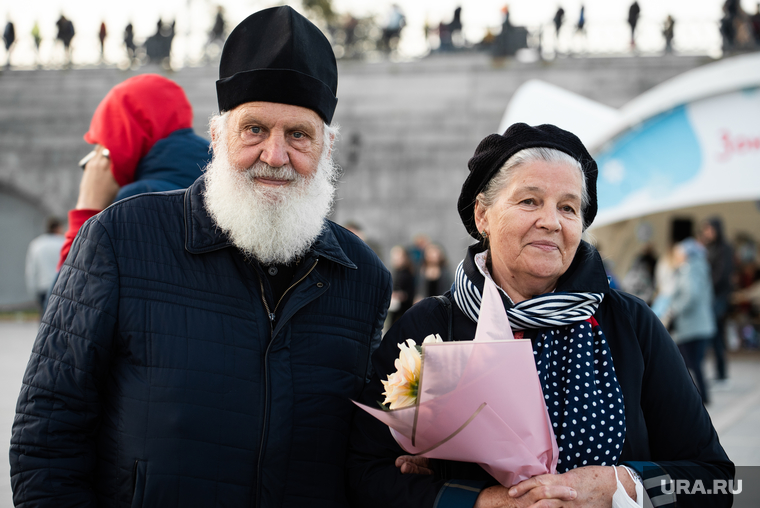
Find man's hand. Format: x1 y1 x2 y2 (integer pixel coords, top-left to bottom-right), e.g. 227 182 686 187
395 455 434 475
75 145 119 210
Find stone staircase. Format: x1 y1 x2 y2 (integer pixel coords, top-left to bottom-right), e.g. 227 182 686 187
0 53 711 306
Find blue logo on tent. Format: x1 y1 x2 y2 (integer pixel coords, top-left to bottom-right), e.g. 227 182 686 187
595 105 702 212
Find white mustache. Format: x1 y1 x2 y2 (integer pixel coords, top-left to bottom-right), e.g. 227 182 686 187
243 163 299 182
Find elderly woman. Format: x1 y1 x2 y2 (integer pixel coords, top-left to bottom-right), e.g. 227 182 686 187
347 124 732 508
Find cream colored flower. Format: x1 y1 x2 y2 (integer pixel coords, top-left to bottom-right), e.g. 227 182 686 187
381 334 443 409
423 333 443 344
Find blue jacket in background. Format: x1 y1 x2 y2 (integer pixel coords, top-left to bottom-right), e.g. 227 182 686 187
10 176 392 507
670 239 716 343
116 128 211 201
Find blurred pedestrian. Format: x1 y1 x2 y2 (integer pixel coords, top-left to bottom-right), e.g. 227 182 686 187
3 19 15 67
124 22 136 63
448 6 463 47
699 217 734 386
669 238 716 405
576 4 586 34
389 245 416 324
25 218 65 316
663 15 675 53
417 242 453 300
31 21 42 64
144 18 175 67
98 21 107 60
380 3 405 53
57 74 211 269
628 1 640 49
406 233 430 288
553 6 565 39
652 218 693 327
209 5 226 45
721 1 737 51
621 244 657 305
56 14 75 66
752 3 760 44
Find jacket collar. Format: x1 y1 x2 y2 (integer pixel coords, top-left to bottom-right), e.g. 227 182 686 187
183 176 356 269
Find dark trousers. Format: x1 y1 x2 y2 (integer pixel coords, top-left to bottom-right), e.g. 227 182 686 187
712 296 730 380
678 339 710 405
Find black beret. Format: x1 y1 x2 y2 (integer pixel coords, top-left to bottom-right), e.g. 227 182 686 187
457 123 598 239
216 6 338 123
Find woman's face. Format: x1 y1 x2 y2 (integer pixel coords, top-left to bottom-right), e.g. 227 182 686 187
474 160 584 299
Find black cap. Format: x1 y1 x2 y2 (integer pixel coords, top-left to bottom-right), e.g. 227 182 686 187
457 123 599 239
216 6 338 123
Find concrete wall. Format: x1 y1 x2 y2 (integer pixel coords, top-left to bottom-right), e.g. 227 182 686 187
0 54 713 306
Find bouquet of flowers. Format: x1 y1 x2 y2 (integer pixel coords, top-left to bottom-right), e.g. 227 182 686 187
355 277 558 487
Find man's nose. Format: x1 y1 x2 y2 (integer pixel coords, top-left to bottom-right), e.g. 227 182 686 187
259 135 289 168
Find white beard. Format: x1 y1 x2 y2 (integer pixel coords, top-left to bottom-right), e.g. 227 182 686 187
202 140 338 265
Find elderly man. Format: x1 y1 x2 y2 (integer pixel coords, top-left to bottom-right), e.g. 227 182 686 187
10 7 391 508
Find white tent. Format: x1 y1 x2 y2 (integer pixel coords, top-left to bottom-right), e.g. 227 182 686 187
499 53 760 273
500 52 760 227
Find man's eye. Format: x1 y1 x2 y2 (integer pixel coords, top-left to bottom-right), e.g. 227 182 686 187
521 199 534 205
249 126 261 134
292 132 304 139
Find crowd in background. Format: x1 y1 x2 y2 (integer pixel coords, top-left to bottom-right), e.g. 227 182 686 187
613 216 760 406
334 213 760 408
3 2 760 69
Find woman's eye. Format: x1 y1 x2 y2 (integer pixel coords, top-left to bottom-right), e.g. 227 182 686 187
520 199 535 205
562 205 577 214
292 132 304 139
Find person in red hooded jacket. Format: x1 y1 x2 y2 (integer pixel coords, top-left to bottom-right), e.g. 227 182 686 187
58 73 211 269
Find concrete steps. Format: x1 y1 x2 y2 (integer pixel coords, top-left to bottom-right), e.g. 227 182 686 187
0 54 711 305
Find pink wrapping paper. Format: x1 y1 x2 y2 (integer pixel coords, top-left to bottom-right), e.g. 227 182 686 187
355 277 558 487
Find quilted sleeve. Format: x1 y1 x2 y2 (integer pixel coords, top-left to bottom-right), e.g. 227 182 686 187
10 216 120 507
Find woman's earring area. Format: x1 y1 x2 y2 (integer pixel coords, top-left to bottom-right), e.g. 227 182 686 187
481 230 488 241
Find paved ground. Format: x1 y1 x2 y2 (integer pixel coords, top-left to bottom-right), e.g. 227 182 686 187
0 320 757 506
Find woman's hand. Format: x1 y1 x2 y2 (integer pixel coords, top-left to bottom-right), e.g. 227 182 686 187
507 466 634 507
395 455 433 475
76 144 119 210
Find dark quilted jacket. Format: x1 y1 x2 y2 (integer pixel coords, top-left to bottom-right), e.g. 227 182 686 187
10 176 392 508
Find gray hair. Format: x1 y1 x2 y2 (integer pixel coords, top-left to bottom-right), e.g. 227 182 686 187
208 111 339 160
475 147 589 229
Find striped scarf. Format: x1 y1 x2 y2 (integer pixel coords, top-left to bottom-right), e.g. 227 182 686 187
452 259 604 329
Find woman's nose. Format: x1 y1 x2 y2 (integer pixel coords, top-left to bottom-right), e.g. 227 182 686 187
536 205 561 231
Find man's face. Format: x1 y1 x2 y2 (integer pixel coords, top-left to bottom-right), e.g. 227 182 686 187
203 102 338 266
221 101 325 183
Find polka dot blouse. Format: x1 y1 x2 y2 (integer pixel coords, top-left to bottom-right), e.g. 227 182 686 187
531 317 626 472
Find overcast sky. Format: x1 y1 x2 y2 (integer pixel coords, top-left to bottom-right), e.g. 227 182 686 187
1 0 752 67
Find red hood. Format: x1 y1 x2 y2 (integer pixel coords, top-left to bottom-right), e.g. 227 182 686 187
83 74 194 187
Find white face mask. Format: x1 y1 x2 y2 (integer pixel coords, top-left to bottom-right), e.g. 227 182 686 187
612 466 644 508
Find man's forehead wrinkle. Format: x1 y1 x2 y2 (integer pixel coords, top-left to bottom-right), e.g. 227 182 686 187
233 106 321 135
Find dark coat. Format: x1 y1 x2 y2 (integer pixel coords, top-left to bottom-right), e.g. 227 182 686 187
11 176 392 508
347 242 733 508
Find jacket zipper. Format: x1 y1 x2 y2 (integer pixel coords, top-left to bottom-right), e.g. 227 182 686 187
254 259 319 506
